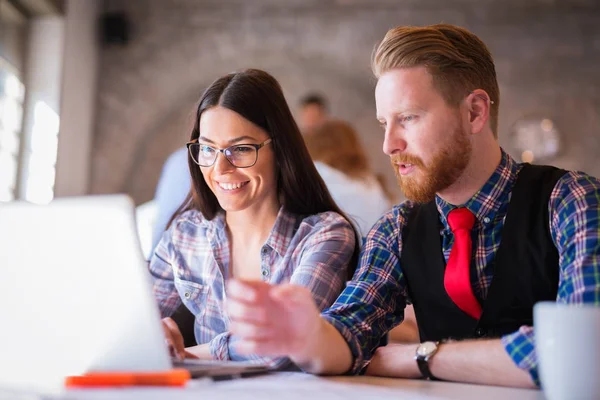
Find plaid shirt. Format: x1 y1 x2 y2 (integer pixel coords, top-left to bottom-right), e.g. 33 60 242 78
322 150 600 384
150 207 355 368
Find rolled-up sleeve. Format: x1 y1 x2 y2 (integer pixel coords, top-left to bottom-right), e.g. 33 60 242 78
321 207 410 374
209 332 291 368
501 172 600 386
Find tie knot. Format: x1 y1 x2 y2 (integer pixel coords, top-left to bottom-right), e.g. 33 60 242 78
447 208 475 232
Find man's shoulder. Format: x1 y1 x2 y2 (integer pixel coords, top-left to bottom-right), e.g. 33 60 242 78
552 169 600 190
517 163 599 188
391 200 421 223
549 169 600 207
367 200 420 238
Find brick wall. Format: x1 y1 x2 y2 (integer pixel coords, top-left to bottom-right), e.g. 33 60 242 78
91 0 600 204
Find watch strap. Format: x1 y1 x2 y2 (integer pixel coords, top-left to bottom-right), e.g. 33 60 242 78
416 341 440 380
416 355 438 380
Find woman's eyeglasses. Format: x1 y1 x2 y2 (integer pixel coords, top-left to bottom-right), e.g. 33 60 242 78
187 138 272 168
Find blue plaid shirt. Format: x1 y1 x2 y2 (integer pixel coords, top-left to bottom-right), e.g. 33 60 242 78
321 150 600 385
150 207 355 368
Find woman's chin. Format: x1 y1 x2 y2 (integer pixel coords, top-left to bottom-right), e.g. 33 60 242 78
217 200 250 213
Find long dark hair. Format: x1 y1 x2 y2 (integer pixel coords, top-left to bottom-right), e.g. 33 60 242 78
173 69 359 278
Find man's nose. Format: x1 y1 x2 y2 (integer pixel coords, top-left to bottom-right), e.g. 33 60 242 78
382 128 407 156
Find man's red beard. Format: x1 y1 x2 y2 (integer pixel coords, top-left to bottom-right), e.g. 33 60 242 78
391 126 472 203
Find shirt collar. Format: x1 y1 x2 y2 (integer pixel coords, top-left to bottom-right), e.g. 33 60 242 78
205 212 227 244
435 149 519 228
206 207 298 257
264 207 299 257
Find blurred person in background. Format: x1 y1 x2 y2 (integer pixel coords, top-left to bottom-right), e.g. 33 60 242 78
150 69 359 368
305 119 392 238
298 93 329 134
150 146 191 255
306 119 418 344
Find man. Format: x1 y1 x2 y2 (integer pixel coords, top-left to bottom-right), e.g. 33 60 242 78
298 93 329 133
225 24 600 388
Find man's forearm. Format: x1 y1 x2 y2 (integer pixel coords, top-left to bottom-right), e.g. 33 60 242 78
292 318 353 375
430 339 536 388
367 338 537 388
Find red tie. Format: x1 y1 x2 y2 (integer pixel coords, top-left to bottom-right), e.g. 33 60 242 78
444 208 482 320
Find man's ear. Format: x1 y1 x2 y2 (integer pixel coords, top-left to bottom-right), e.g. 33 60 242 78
466 89 492 135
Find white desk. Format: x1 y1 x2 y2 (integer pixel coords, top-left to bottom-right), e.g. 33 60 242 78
54 372 545 400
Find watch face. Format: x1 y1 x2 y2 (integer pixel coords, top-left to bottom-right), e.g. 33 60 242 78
417 341 438 357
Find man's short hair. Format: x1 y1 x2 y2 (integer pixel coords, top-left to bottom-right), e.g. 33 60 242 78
372 24 500 136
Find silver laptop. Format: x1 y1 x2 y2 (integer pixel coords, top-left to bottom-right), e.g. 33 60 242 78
0 195 270 394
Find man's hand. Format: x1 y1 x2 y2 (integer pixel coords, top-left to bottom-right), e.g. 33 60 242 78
365 344 421 378
227 279 322 360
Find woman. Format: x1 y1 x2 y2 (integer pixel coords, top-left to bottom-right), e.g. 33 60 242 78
305 120 393 238
149 69 359 369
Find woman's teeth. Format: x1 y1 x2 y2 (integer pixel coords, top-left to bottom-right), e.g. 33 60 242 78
218 182 248 190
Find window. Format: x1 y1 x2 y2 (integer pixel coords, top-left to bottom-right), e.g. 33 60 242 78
0 59 24 202
24 100 60 204
1 1 63 204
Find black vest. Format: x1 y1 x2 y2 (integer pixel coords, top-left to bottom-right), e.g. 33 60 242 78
400 164 567 342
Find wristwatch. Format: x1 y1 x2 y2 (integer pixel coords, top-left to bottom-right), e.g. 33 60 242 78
415 341 440 380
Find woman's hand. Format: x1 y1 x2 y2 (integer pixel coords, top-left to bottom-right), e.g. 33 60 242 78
183 344 211 359
162 317 187 360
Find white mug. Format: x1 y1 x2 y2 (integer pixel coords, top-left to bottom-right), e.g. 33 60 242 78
534 302 600 400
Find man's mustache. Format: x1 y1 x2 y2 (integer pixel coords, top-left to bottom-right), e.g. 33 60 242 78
390 154 425 168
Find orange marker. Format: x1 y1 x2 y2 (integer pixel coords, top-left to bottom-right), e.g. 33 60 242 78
65 369 190 388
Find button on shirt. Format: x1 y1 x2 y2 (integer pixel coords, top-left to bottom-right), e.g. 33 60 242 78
150 207 355 368
321 150 600 384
